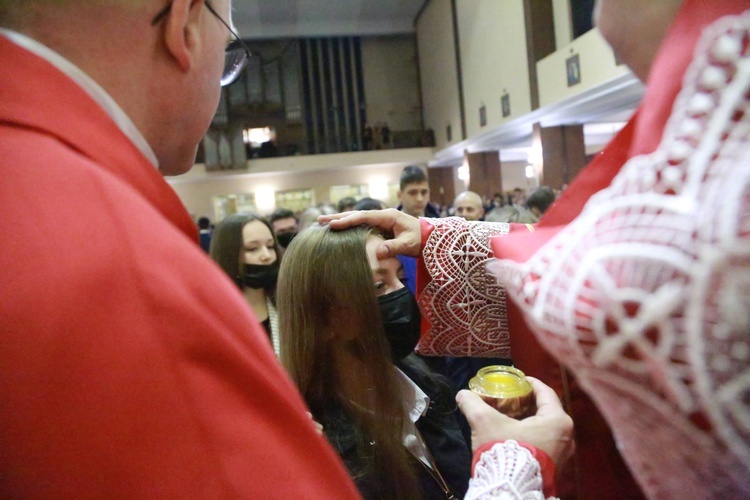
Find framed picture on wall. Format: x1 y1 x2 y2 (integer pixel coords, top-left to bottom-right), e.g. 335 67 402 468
566 53 581 87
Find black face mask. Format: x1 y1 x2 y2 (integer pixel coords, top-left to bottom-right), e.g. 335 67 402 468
241 263 279 290
276 232 296 248
378 287 421 362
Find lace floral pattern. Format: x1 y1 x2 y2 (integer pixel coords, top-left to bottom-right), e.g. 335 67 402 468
465 441 549 500
489 13 750 498
417 218 512 358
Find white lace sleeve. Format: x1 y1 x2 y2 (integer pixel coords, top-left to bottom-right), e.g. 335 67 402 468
487 12 750 498
416 217 512 358
465 440 553 500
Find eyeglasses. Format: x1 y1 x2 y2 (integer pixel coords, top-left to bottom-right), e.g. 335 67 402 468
151 1 252 87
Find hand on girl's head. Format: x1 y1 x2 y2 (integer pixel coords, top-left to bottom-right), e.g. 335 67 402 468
320 209 422 259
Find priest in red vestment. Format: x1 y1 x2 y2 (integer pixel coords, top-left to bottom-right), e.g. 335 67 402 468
0 1 358 497
324 1 750 497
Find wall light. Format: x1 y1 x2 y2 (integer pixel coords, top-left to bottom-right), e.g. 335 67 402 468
243 127 276 147
526 148 542 168
458 164 470 182
368 179 389 200
255 187 276 215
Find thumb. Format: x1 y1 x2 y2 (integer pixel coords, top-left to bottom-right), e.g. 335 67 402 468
526 377 566 417
377 239 397 259
456 389 512 426
376 234 420 259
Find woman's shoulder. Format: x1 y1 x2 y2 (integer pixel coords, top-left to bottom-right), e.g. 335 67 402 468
318 404 361 455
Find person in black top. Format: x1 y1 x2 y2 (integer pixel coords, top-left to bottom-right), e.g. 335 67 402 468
277 225 470 499
210 213 281 355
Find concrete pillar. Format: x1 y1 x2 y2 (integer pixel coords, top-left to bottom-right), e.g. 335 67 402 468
427 166 457 208
536 124 586 189
523 0 556 110
466 151 502 200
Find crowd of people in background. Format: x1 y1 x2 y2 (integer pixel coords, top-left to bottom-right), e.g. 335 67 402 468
193 177 562 249
185 165 567 499
193 168 564 406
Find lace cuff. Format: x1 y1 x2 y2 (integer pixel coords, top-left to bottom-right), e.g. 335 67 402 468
416 217 512 357
466 440 555 499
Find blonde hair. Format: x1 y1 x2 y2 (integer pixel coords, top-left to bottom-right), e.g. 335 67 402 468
277 224 418 497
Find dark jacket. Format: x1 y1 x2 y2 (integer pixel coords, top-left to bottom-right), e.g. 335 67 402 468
320 355 471 499
396 203 442 218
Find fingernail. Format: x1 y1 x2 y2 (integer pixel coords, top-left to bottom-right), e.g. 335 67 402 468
455 390 466 404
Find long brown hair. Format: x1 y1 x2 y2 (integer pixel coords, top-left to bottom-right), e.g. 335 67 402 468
277 224 418 498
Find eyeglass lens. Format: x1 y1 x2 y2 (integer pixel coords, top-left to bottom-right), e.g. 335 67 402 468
150 2 249 87
203 2 250 87
222 43 249 87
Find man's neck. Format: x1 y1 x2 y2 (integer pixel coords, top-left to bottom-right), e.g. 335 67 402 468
0 28 159 168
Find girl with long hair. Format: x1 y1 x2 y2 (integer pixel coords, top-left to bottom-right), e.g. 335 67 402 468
210 213 281 355
277 224 470 499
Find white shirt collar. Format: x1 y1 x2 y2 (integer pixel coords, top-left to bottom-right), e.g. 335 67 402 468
0 29 159 168
395 367 437 472
396 368 430 424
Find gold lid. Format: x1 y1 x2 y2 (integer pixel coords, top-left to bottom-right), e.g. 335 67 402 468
468 365 532 399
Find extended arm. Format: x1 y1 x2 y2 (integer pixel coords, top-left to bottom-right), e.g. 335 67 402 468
322 211 514 357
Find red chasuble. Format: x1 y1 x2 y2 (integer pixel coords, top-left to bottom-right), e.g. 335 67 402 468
0 36 359 498
417 1 750 497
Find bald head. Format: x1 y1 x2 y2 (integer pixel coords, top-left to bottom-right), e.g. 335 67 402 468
0 1 150 31
454 191 485 221
1 0 231 176
594 0 684 81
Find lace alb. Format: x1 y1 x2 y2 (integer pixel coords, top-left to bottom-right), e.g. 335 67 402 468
465 441 550 500
488 12 750 498
417 218 512 358
420 11 750 498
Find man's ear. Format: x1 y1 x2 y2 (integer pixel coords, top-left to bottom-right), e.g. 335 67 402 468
163 0 204 73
